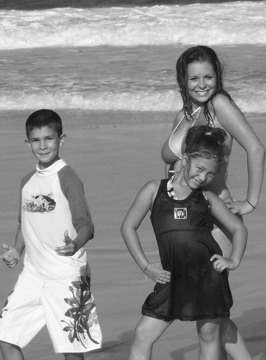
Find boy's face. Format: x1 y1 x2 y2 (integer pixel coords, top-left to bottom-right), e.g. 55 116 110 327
184 156 219 189
26 125 65 169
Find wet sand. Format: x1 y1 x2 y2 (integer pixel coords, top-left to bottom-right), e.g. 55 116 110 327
0 110 265 360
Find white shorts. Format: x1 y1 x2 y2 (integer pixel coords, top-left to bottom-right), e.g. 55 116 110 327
0 268 102 353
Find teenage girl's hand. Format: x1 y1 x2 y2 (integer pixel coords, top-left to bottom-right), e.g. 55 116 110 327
144 262 171 284
55 230 78 256
225 199 254 215
0 244 21 268
210 254 239 272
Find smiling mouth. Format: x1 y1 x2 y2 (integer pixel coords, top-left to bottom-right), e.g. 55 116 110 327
196 90 209 96
193 178 202 185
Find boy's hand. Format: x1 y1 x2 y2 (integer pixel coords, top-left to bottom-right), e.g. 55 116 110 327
143 262 171 284
0 244 21 268
55 230 78 256
210 254 239 272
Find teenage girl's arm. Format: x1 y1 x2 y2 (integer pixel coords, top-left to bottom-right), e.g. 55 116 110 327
213 94 265 214
121 180 171 284
205 190 248 273
0 224 25 268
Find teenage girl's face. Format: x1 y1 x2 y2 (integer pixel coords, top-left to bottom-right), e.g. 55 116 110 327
184 156 219 189
186 61 217 107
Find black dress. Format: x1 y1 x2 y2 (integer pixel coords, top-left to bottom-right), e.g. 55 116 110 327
142 179 233 322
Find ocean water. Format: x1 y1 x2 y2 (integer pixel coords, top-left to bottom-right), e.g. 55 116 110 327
0 0 265 113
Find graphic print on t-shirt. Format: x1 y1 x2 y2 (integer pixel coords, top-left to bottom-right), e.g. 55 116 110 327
23 193 56 213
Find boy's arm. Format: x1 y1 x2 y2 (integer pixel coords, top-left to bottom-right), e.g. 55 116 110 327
1 223 25 268
55 166 94 256
56 226 93 256
206 191 248 272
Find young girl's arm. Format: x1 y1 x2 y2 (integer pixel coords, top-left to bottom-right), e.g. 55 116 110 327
121 180 171 284
206 190 248 273
213 94 265 214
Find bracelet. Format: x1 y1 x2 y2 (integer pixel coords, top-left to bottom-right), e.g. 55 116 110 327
142 263 150 273
246 199 256 210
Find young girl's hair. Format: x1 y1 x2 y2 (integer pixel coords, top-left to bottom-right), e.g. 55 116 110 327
176 45 236 125
184 125 227 165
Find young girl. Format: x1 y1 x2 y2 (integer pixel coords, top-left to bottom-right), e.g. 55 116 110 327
121 126 248 360
161 45 264 359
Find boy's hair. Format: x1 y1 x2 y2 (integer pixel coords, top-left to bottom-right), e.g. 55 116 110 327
25 109 63 138
184 125 227 165
176 45 236 124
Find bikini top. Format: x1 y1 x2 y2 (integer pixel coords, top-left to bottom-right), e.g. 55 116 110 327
161 107 201 164
161 107 231 165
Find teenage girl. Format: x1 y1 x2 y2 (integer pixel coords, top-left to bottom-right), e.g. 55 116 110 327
121 125 248 360
161 45 265 359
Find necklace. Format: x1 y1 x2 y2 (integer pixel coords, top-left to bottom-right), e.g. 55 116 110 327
185 106 201 124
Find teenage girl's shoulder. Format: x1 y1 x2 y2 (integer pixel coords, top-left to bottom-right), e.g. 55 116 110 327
211 93 236 112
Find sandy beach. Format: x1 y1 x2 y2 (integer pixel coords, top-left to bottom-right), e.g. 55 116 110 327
0 110 265 360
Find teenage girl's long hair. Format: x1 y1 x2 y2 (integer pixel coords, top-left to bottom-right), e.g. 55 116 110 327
176 45 238 125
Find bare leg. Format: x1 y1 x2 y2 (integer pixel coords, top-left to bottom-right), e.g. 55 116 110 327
63 353 84 360
0 341 24 360
129 315 172 360
211 226 251 360
212 227 231 360
220 318 252 360
196 319 221 360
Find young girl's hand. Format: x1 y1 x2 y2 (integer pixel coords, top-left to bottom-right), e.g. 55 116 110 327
210 254 239 272
0 244 21 268
145 262 171 284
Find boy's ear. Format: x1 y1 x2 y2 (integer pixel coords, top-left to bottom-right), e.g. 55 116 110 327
59 134 66 147
25 139 31 147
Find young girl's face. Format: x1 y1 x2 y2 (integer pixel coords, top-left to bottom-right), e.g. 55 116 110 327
184 155 219 189
186 61 217 107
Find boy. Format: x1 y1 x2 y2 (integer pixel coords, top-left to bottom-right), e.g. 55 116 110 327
0 109 102 360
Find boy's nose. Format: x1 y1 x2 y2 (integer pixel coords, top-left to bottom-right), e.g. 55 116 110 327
39 140 47 149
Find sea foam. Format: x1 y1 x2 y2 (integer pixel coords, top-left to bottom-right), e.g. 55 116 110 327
0 2 265 50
